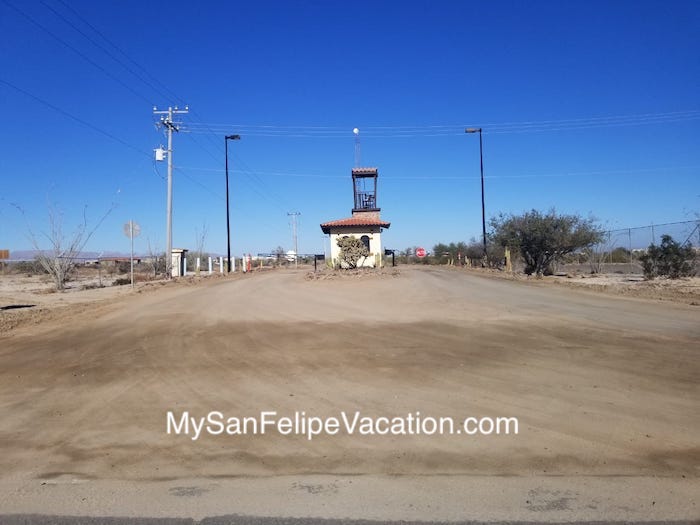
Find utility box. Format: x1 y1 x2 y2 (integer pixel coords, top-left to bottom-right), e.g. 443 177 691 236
171 248 188 277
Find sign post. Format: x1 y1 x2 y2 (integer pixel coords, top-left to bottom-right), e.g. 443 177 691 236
123 221 141 288
0 250 9 274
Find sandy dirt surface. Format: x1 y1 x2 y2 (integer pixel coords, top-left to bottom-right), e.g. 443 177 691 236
0 267 698 521
457 266 700 305
546 273 700 305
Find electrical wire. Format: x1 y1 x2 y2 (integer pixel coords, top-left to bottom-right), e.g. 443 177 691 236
2 0 156 106
170 164 700 181
31 0 289 221
0 76 152 158
183 110 700 138
173 167 224 201
53 0 186 106
184 109 700 131
58 0 185 106
40 0 170 104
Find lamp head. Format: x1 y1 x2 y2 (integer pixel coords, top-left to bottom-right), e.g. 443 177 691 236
465 127 482 133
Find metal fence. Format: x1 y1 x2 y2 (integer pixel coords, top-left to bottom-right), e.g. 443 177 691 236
561 220 699 275
604 220 699 251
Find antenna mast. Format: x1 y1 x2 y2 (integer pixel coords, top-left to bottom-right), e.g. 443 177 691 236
353 127 360 168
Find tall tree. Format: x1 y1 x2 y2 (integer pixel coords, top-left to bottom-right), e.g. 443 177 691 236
491 209 603 276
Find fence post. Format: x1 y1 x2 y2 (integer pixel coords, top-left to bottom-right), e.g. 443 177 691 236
208 257 213 275
628 229 633 274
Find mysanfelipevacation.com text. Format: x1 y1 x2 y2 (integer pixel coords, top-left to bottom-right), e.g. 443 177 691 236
167 410 519 441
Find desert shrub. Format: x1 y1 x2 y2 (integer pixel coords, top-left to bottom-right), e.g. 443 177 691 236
11 259 48 275
186 253 211 272
639 235 696 279
144 253 166 277
609 247 631 263
491 209 604 276
337 235 369 269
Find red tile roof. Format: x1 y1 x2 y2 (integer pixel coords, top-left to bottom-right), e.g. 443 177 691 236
320 216 391 234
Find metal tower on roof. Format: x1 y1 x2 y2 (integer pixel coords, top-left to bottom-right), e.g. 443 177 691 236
352 167 379 213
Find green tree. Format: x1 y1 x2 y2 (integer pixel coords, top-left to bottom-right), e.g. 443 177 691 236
491 209 604 277
639 235 696 279
337 235 369 269
432 242 452 264
432 242 471 265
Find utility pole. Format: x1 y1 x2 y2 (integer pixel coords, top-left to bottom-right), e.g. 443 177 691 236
465 127 487 264
225 134 241 273
154 105 188 278
288 212 301 268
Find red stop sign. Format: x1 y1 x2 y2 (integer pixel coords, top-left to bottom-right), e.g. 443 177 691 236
416 247 426 258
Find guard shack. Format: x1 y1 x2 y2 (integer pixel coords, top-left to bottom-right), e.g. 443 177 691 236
171 248 188 277
320 167 391 268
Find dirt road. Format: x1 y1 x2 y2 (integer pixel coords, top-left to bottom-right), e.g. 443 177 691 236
0 267 698 520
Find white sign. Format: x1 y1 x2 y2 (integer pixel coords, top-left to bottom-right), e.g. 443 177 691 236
123 221 141 239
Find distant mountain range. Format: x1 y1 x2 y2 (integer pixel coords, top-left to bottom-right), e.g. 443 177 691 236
5 250 222 261
6 250 133 261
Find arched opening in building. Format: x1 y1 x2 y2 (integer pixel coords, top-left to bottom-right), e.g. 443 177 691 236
360 235 370 251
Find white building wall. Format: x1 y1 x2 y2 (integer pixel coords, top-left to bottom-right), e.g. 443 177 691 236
329 228 383 268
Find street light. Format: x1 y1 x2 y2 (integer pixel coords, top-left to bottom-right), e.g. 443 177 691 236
225 134 241 273
465 127 487 262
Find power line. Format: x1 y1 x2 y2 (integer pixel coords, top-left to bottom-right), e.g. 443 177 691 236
173 167 223 200
0 76 152 158
4 1 290 253
40 0 170 104
184 109 700 131
185 109 700 131
234 155 293 212
480 109 700 129
182 109 700 138
2 0 155 106
53 0 186 105
171 164 700 181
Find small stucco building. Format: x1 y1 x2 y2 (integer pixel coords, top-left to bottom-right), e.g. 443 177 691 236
320 167 390 268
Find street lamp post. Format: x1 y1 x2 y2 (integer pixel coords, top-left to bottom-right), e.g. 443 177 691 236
465 127 487 262
225 134 241 273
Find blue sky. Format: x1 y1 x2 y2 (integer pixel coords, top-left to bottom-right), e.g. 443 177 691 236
1 0 698 256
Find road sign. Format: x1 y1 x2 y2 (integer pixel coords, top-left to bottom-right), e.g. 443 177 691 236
123 221 140 288
416 247 427 258
123 221 141 239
